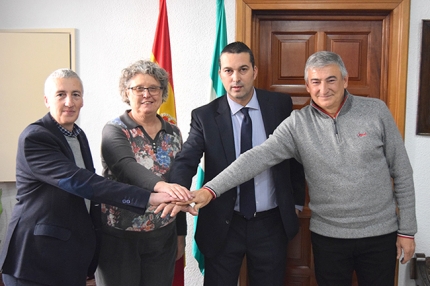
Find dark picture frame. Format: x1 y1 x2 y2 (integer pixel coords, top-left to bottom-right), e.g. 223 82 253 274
416 20 430 135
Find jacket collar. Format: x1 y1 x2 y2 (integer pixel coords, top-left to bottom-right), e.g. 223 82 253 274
310 90 351 118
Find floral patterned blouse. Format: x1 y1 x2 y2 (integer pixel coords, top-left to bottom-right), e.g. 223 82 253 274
100 110 182 232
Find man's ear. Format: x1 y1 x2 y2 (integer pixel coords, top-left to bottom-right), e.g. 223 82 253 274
44 95 49 108
253 65 258 80
305 81 311 93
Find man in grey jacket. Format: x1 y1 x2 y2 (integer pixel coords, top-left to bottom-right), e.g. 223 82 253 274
190 51 417 286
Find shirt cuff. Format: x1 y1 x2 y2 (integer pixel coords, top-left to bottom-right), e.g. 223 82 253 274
295 205 303 212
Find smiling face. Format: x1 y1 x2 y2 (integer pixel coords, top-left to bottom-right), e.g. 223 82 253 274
127 73 163 119
219 52 258 106
44 77 83 131
305 64 348 116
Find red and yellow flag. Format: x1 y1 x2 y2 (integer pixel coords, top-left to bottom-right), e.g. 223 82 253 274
151 1 183 285
151 0 177 125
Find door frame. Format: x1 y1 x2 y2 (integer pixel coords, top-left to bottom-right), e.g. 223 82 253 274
235 0 410 138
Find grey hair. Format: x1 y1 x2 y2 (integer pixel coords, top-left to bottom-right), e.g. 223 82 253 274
119 60 169 105
44 68 83 95
304 51 348 82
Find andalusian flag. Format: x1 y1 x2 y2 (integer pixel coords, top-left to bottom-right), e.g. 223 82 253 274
193 0 228 275
151 0 177 125
150 1 183 284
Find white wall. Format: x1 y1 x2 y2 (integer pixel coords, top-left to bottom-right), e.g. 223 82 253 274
0 0 428 285
400 1 430 285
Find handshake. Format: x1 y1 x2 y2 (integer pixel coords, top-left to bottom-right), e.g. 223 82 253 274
150 181 215 217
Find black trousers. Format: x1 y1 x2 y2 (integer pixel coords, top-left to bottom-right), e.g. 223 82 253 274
311 231 397 286
204 207 288 286
2 274 47 286
95 222 176 286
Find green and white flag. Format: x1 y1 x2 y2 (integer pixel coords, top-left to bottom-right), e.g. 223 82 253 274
193 0 227 275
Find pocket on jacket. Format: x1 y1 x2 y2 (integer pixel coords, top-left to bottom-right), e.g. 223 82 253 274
34 223 71 241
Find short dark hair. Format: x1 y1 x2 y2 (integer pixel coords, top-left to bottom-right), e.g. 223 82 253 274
219 41 255 68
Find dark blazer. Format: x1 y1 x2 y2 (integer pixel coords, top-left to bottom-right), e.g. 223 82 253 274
170 89 305 258
0 113 153 286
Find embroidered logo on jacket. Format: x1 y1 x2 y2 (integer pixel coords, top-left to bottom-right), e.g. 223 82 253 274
357 132 367 137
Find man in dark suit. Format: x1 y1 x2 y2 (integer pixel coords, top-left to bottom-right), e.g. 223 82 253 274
0 69 193 286
170 42 305 285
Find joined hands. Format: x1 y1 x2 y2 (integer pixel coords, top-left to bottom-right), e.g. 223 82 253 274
152 186 215 218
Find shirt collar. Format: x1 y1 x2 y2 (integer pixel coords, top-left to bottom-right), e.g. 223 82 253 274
227 88 259 115
49 113 82 137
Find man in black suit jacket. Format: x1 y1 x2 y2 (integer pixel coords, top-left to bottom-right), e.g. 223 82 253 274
170 42 305 285
0 69 192 286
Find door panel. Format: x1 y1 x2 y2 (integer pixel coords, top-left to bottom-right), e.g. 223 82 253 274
258 15 384 111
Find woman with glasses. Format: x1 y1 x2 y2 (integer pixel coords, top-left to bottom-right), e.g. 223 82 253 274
95 60 189 286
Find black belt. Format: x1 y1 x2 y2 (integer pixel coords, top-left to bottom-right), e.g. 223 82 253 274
234 207 279 219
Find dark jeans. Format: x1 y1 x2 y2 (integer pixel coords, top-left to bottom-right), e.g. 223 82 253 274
311 231 397 286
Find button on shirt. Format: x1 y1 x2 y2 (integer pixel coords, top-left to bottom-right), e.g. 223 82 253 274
227 90 277 212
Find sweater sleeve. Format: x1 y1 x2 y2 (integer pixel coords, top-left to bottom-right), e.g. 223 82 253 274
101 123 162 190
206 117 297 196
379 102 417 235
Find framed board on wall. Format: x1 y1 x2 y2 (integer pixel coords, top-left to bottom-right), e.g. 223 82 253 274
0 29 75 181
416 20 430 135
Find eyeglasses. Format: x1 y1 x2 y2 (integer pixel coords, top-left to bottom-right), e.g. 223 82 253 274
128 86 163 96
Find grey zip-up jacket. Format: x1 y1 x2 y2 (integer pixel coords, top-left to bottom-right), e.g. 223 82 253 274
206 92 417 238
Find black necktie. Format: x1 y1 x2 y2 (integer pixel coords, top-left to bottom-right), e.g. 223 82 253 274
239 107 256 219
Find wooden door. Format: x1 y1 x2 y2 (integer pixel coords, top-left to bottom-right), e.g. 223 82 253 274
236 1 410 285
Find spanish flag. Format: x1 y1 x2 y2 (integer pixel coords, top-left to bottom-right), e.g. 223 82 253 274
151 1 183 285
151 0 177 125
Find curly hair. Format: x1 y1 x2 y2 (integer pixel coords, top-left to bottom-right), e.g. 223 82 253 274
119 60 169 105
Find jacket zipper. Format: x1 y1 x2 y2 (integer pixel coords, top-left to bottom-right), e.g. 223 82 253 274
333 118 340 142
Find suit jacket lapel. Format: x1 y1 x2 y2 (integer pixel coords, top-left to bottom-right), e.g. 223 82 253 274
256 89 278 137
41 113 74 156
41 113 94 172
77 132 95 172
215 96 236 165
